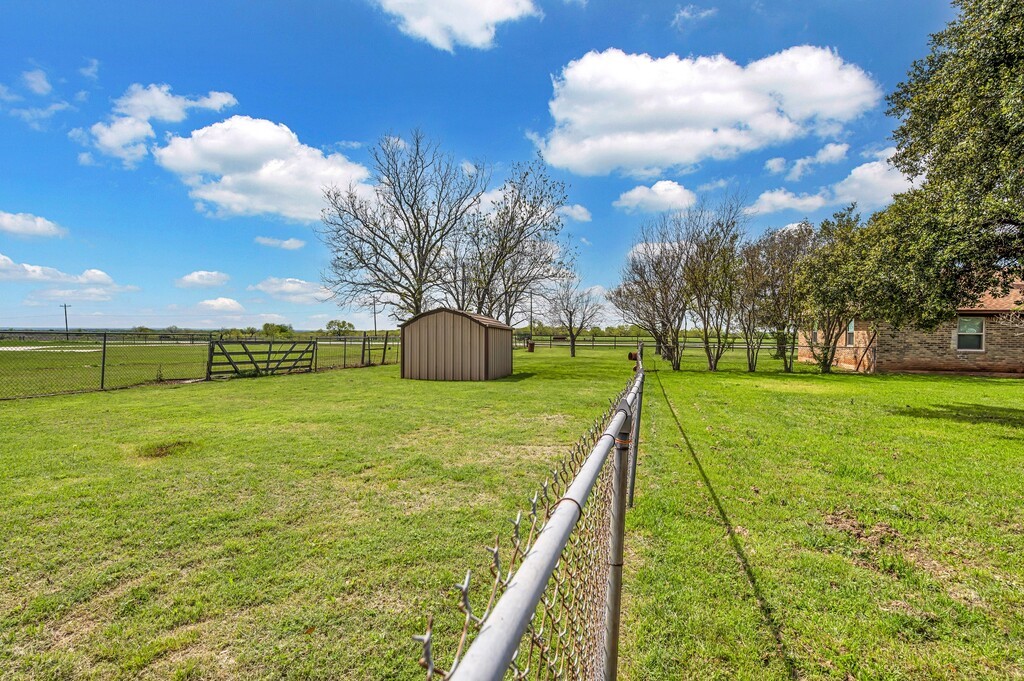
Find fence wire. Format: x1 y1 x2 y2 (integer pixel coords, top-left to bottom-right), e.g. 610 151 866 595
416 371 641 680
0 331 400 400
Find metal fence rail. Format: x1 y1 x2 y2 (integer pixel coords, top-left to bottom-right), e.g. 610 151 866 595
0 331 400 400
415 348 645 680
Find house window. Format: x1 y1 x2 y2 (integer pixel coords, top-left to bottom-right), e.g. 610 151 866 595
957 316 984 350
846 320 855 347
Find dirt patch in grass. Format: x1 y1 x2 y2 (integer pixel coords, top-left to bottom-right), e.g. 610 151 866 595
824 510 902 548
138 440 194 458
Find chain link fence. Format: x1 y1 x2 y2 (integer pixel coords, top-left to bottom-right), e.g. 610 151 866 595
415 350 645 680
0 331 400 400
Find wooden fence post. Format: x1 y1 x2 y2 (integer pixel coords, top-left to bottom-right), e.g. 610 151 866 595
381 331 389 365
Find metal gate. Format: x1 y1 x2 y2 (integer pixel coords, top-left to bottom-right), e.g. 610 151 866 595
206 340 315 379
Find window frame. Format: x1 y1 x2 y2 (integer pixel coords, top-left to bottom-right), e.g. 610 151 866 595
845 319 855 347
956 316 985 352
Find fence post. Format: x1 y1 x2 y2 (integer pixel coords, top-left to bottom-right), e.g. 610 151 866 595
206 340 214 381
313 338 319 372
381 331 389 365
604 395 633 681
343 336 348 367
628 383 643 508
361 332 367 366
100 333 107 390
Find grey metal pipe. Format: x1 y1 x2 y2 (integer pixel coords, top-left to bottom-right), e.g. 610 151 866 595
450 377 642 681
627 382 643 508
603 399 633 680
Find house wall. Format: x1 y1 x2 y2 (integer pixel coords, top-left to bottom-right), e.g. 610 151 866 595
874 317 1024 374
796 320 876 372
797 317 1024 374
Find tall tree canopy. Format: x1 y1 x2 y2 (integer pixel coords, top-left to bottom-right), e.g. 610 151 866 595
878 0 1024 323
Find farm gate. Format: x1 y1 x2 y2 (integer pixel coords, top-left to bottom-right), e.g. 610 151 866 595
206 340 315 379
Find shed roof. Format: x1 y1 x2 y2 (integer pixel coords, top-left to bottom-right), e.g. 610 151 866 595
958 281 1024 313
400 308 513 330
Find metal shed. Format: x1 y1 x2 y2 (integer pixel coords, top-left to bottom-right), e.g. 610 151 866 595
400 308 513 381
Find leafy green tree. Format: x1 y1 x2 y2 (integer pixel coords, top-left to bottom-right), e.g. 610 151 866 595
880 0 1024 322
325 319 356 335
797 207 865 374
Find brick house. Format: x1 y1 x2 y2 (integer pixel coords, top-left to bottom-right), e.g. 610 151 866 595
798 282 1024 375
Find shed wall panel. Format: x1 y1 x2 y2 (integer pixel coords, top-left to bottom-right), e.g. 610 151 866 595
400 308 512 381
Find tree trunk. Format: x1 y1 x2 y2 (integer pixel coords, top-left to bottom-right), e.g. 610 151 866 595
569 335 576 358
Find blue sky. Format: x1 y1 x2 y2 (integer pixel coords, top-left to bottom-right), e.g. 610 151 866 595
0 0 955 330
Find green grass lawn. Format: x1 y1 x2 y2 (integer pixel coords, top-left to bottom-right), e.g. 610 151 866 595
4 345 1022 679
623 349 1024 679
0 349 633 679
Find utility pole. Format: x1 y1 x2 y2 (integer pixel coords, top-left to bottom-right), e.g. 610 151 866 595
60 304 71 340
529 292 534 337
371 295 378 336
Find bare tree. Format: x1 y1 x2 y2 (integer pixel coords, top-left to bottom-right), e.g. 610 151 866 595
438 158 570 325
736 239 769 371
318 130 487 319
547 275 603 358
608 216 689 369
681 198 745 371
760 222 814 372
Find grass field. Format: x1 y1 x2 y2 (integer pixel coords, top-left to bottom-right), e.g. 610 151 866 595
623 351 1023 679
0 349 632 679
2 346 1022 679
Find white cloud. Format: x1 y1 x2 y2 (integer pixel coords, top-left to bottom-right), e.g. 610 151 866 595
26 286 133 303
0 251 137 302
614 180 697 213
557 203 592 222
197 297 245 312
248 277 331 305
113 83 236 123
747 147 915 215
22 69 51 95
10 102 71 130
78 152 95 166
831 147 915 208
672 4 717 29
0 84 21 102
90 115 154 165
374 0 539 51
155 115 372 222
85 83 237 166
745 188 829 215
764 157 787 174
580 236 592 246
538 46 881 176
697 178 729 191
0 252 112 284
176 270 230 288
0 211 67 237
786 142 848 181
255 236 306 250
79 58 100 79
